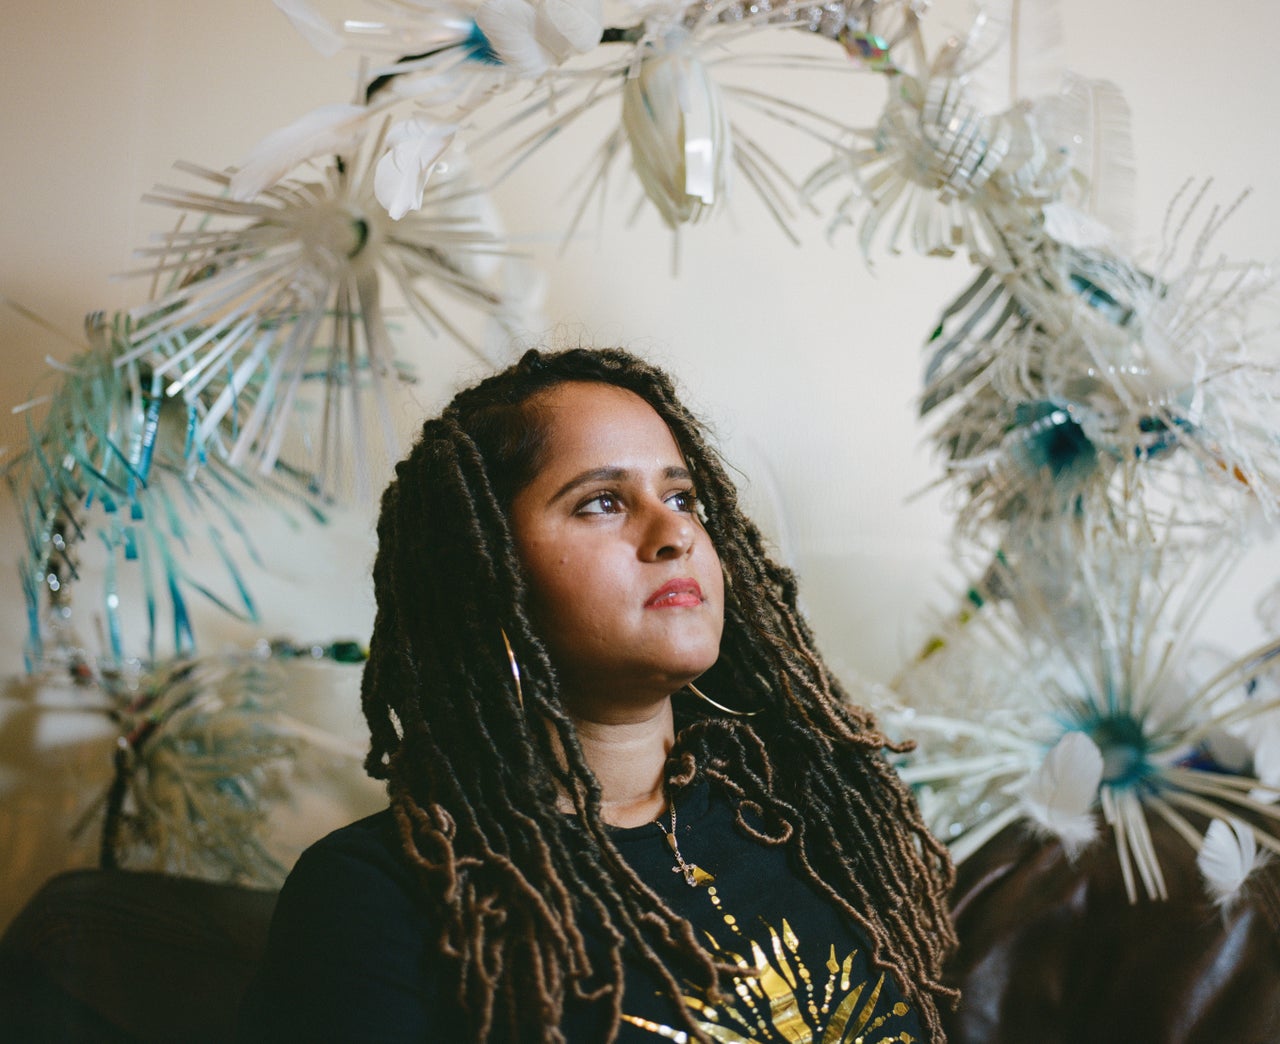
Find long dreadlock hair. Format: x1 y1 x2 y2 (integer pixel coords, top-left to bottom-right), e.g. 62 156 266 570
361 347 957 1041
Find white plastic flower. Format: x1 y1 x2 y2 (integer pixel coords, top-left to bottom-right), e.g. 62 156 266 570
891 527 1280 906
804 7 1132 266
126 123 515 497
919 188 1280 545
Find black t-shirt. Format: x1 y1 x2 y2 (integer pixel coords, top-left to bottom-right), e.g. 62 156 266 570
240 782 927 1041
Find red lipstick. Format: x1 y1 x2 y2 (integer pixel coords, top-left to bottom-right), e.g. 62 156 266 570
645 578 704 609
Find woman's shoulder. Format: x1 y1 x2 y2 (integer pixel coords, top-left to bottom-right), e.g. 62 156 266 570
279 808 425 917
238 810 439 1041
297 808 403 866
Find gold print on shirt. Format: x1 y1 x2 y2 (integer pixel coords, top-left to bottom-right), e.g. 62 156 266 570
621 885 917 1043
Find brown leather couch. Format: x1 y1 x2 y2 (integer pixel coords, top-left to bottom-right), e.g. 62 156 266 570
7 819 1280 1043
941 816 1280 1043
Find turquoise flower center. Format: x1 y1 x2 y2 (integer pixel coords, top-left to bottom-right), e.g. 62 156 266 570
1087 714 1151 788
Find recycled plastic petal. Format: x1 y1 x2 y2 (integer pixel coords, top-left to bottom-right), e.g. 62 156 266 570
621 45 729 229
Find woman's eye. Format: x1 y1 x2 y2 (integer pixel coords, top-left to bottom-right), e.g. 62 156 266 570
577 492 622 515
666 489 698 512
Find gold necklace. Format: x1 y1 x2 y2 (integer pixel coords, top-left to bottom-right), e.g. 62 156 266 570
655 801 715 887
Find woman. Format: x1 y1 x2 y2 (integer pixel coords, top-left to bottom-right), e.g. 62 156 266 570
241 348 957 1042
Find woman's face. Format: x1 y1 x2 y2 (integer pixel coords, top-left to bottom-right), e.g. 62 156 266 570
510 381 725 719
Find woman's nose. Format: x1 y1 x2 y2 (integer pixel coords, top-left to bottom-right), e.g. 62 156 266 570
638 503 695 561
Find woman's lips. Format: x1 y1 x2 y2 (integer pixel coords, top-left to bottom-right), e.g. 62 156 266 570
645 578 704 608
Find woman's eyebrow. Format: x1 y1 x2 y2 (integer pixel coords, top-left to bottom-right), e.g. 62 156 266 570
548 465 691 504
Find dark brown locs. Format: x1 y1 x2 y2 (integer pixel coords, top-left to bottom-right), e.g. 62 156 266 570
360 347 958 1042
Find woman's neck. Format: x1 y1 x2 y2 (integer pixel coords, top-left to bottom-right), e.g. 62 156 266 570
569 698 675 828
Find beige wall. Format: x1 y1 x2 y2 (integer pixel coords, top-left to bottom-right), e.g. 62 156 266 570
2 0 1279 920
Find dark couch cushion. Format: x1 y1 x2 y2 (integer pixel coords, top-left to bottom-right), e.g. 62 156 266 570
942 816 1280 1044
0 868 277 1043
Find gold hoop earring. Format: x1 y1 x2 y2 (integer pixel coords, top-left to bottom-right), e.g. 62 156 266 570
687 682 759 717
499 628 524 711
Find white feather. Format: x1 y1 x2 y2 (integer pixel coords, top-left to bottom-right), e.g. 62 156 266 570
374 118 457 220
1198 817 1261 908
1042 74 1136 247
476 0 547 77
1020 730 1103 857
963 0 1066 112
273 0 345 57
475 0 600 78
231 103 371 200
537 0 602 57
